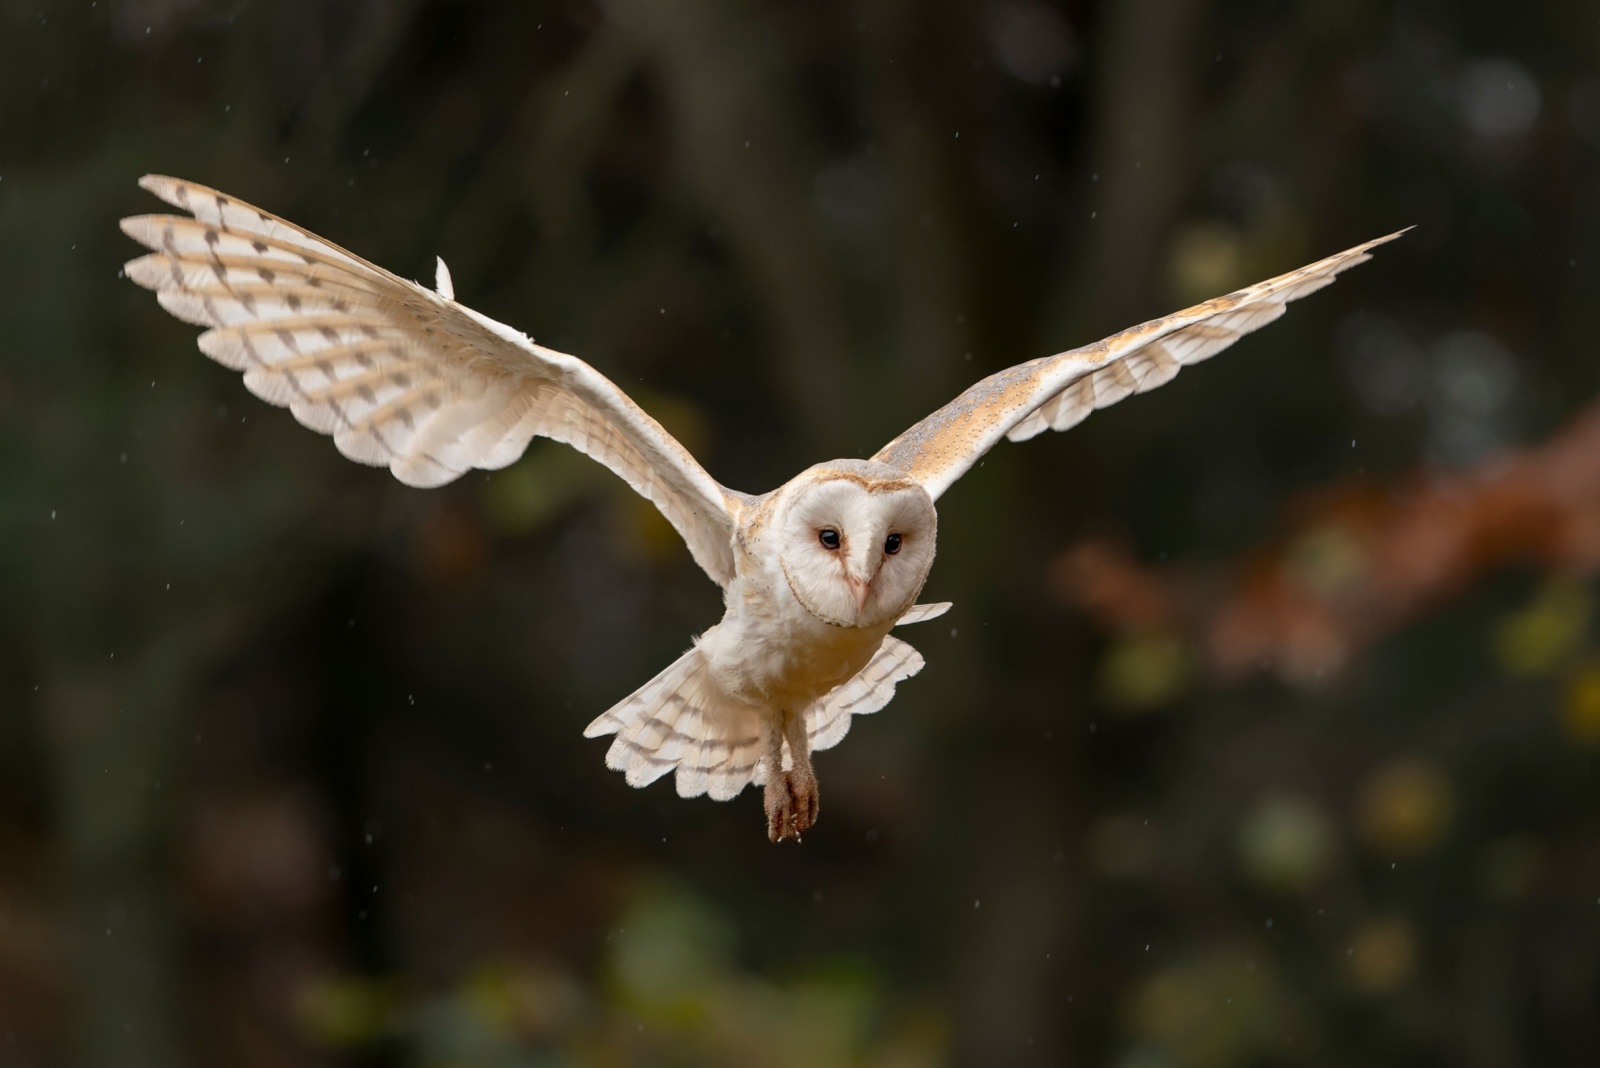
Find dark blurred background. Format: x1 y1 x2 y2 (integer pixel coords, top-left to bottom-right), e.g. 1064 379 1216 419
5 0 1600 1065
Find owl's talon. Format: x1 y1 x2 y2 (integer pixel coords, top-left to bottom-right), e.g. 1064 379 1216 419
764 773 790 842
790 765 819 834
764 767 820 843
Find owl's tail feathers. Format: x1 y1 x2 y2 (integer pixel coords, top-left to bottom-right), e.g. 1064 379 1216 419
583 633 930 803
582 647 767 802
806 635 927 753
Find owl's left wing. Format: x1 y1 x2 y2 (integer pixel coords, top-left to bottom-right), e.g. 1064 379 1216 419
871 231 1406 501
121 175 741 587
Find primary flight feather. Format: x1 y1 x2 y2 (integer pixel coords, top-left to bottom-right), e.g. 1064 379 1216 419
121 174 1402 841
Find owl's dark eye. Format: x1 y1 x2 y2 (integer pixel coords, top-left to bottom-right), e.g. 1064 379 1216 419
884 533 902 555
819 528 841 550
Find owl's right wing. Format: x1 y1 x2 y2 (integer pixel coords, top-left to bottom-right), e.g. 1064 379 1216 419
871 231 1406 501
121 175 741 587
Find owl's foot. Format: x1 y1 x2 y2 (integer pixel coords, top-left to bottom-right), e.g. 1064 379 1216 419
765 764 820 842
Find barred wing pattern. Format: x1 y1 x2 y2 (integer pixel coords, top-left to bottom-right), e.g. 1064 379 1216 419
583 645 762 802
873 231 1407 500
120 175 740 586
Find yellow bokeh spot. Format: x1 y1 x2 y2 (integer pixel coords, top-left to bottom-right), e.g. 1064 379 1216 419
1353 760 1452 858
1494 580 1591 677
1097 634 1193 713
293 975 398 1048
1562 662 1600 744
1122 946 1296 1068
1235 795 1336 893
1168 220 1244 305
1346 916 1419 993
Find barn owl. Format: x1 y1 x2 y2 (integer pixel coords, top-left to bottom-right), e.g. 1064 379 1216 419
120 175 1401 841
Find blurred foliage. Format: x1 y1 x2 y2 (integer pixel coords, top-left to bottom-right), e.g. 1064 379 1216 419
289 880 938 1067
1235 795 1338 894
5 0 1600 1066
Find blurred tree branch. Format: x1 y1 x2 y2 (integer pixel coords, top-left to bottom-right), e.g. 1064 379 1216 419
615 0 856 448
860 0 975 426
1070 0 1211 333
39 616 241 1068
1055 401 1600 686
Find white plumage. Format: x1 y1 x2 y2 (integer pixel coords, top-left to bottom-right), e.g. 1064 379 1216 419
121 175 1402 840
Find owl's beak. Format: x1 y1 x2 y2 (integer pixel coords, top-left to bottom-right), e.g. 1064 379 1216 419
845 570 875 614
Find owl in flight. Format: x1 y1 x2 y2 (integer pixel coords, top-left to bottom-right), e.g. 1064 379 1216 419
121 175 1400 841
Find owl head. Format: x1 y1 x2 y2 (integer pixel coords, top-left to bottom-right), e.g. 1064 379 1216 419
777 462 937 628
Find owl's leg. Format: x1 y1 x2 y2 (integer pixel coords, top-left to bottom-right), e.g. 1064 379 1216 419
782 712 820 835
762 720 793 841
762 712 820 842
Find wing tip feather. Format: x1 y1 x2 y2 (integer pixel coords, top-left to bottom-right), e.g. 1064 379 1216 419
119 214 158 245
582 716 620 739
1316 226 1412 274
122 252 168 291
137 174 193 211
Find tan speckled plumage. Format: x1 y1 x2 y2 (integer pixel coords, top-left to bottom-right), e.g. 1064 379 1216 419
121 175 1399 840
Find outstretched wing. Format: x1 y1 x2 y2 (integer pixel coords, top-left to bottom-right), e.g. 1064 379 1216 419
121 175 741 586
872 231 1406 500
